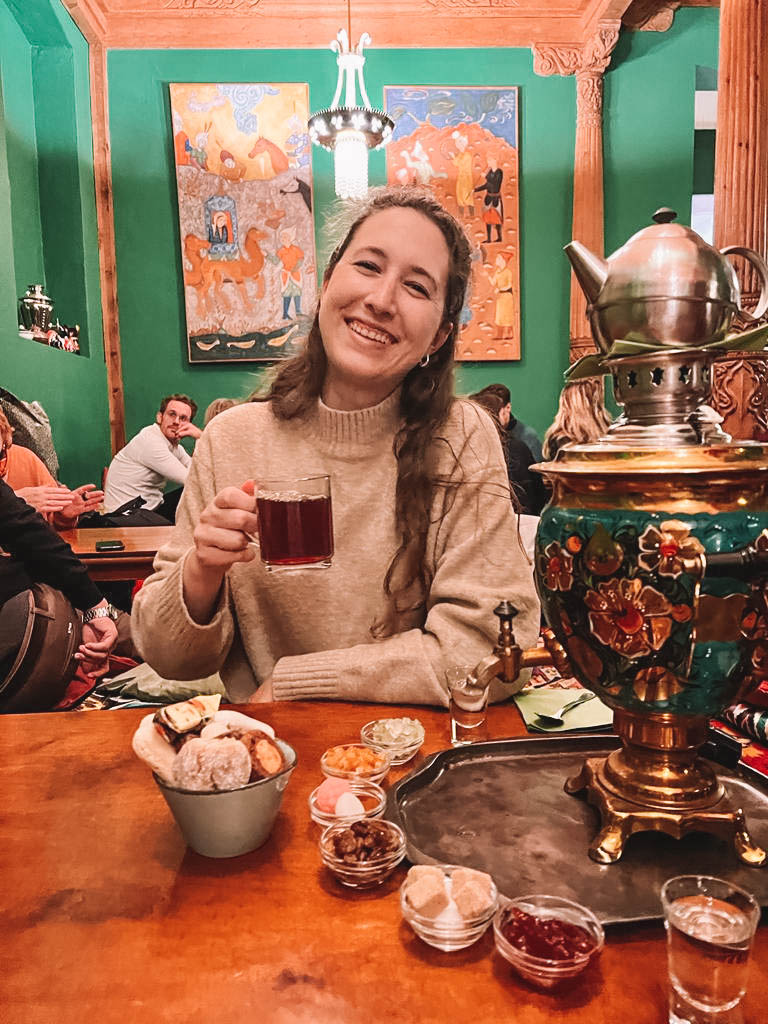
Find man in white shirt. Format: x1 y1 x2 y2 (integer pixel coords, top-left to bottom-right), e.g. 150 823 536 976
104 395 202 521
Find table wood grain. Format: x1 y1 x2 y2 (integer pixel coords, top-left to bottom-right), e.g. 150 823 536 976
57 526 172 580
1 701 765 1023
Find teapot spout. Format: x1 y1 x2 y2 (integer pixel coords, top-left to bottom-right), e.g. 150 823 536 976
564 241 608 306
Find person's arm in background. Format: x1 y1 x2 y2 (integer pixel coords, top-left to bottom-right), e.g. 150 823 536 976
139 429 193 485
0 480 117 672
52 484 105 529
7 445 74 522
176 420 202 442
14 484 73 519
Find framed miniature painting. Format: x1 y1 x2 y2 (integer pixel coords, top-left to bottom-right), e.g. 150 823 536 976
384 86 520 361
169 83 316 363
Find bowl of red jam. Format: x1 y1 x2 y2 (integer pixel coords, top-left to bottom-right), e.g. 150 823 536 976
493 894 604 989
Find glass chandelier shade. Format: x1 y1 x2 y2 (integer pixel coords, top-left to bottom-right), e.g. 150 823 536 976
308 29 394 199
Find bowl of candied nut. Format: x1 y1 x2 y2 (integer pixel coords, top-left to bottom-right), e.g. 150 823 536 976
320 743 390 784
319 818 406 888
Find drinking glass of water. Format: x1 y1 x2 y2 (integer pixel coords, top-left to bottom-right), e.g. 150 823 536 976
445 664 490 746
255 475 333 573
661 874 760 1024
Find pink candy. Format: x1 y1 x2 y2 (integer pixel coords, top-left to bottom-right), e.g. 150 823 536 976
315 776 352 813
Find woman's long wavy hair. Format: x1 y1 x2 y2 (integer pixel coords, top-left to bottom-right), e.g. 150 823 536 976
251 186 472 636
542 378 612 458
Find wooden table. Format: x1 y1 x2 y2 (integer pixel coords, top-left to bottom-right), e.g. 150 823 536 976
57 526 173 580
1 702 766 1023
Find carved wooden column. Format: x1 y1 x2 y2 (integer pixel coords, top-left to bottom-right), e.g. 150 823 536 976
61 3 127 456
534 22 620 364
711 0 768 441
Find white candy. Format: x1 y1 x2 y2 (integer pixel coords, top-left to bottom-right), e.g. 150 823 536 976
334 791 365 816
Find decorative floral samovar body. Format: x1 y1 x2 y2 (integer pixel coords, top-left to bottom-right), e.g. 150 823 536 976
533 210 768 864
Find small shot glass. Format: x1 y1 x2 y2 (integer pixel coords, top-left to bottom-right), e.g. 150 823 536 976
445 664 490 746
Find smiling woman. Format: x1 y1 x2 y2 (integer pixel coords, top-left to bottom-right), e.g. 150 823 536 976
132 187 539 706
318 207 452 411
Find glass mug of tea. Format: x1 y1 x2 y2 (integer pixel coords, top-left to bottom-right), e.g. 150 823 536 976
252 475 334 573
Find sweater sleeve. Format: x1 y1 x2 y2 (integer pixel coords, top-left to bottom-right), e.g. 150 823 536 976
130 432 236 677
271 405 540 706
0 480 103 611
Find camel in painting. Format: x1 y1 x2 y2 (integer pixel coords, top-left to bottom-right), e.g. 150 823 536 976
183 227 268 318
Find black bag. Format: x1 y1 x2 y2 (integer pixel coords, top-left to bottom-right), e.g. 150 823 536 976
79 496 169 528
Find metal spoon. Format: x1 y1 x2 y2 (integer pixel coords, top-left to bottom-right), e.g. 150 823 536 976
534 691 597 726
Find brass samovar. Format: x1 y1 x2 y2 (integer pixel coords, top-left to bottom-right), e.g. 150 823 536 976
474 209 768 866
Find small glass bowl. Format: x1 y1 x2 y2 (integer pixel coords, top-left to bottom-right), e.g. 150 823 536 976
360 719 425 766
319 819 406 888
308 779 386 828
493 894 604 989
320 743 391 784
400 865 498 951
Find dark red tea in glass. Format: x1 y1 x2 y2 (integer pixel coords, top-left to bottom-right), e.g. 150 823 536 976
256 475 333 571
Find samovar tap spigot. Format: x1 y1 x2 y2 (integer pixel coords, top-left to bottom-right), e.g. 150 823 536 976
467 601 573 696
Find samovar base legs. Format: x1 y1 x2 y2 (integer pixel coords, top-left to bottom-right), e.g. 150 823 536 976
566 757 766 866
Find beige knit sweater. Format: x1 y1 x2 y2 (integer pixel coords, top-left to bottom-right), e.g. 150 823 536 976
131 392 539 705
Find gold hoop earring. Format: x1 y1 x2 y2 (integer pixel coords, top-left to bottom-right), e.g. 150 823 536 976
418 352 430 368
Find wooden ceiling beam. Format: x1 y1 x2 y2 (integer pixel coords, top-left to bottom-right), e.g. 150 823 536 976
580 0 635 40
60 0 108 45
59 0 719 51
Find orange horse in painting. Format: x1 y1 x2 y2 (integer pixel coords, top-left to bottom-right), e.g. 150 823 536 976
183 227 268 317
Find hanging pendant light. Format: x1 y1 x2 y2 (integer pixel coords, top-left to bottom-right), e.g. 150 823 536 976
308 12 394 200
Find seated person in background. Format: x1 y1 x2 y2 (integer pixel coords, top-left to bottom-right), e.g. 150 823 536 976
133 187 539 706
472 382 543 463
0 479 118 711
203 397 238 427
468 387 546 515
104 394 201 522
542 378 612 460
0 410 103 528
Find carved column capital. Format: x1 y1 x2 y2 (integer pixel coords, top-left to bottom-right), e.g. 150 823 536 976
580 21 621 75
532 44 581 78
623 1 681 33
533 21 620 79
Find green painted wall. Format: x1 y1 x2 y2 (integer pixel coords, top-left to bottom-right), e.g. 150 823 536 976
108 47 573 442
603 9 719 251
0 0 108 484
108 7 718 444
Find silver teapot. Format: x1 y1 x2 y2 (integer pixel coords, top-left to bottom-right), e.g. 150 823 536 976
564 208 768 353
18 285 54 333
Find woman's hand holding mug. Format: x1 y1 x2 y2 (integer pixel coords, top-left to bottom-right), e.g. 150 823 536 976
183 481 257 623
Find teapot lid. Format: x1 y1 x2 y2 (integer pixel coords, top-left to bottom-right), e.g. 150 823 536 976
602 207 739 307
630 207 703 241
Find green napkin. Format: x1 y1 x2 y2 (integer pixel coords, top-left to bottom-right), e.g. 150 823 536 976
513 686 614 733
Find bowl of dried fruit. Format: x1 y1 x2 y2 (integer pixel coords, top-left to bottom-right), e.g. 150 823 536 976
320 743 390 784
319 818 406 888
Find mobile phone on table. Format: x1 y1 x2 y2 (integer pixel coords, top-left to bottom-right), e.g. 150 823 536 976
95 540 125 551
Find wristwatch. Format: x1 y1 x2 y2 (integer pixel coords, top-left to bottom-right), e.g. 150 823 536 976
82 603 120 624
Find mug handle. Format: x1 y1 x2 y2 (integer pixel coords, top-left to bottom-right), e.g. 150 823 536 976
721 245 768 321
